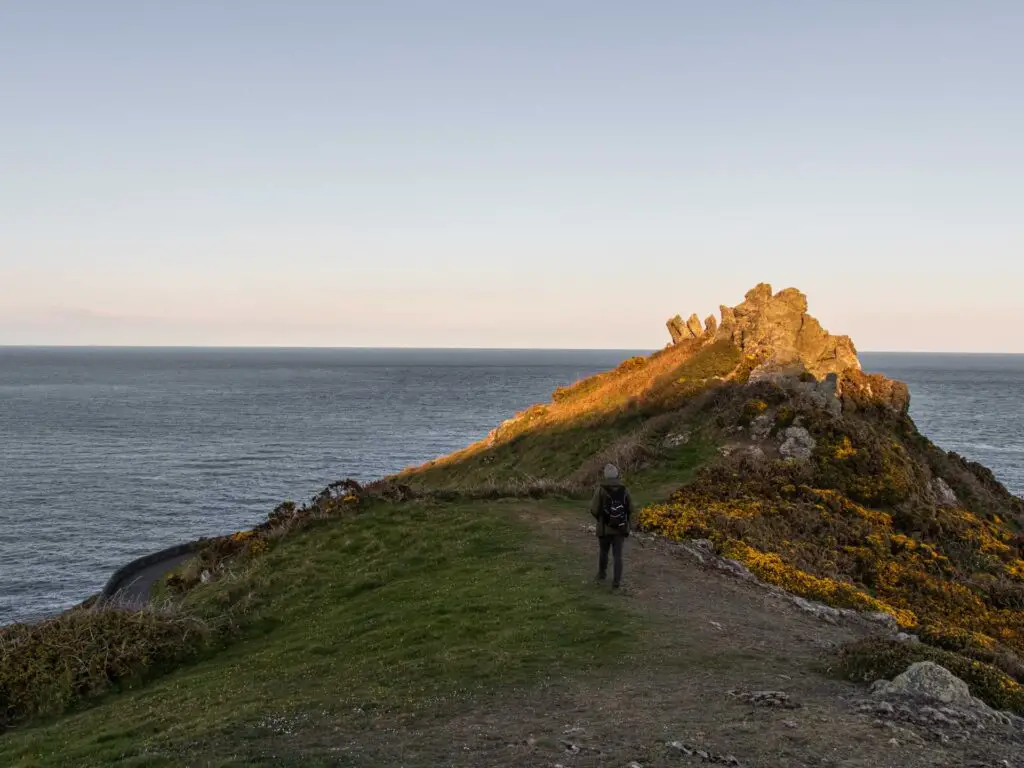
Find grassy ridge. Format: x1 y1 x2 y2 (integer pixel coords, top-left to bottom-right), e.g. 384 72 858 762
401 340 742 493
0 500 634 766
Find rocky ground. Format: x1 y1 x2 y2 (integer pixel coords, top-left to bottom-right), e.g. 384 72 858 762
273 502 1023 767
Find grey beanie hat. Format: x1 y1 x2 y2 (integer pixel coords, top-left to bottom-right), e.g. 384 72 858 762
603 463 620 480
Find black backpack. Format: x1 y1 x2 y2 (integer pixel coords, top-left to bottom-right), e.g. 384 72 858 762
601 486 629 533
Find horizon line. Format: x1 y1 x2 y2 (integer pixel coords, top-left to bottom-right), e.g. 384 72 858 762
2 344 1024 356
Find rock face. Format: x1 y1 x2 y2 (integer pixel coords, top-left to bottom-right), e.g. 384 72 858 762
837 370 911 415
667 283 862 380
933 477 959 508
685 313 704 338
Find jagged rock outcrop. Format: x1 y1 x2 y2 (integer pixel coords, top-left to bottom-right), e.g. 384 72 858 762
837 370 911 415
667 313 707 343
667 283 862 380
666 315 688 344
685 313 704 338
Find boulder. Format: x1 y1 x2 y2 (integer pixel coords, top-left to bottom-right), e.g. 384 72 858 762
685 313 704 338
779 426 816 461
704 314 718 335
871 662 974 707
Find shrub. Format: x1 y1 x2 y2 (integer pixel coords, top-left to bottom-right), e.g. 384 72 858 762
0 607 214 728
738 399 769 426
774 406 796 432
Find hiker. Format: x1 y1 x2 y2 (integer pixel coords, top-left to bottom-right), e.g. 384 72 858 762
589 463 634 589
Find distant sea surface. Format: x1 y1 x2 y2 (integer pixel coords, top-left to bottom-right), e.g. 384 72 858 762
1 348 1022 625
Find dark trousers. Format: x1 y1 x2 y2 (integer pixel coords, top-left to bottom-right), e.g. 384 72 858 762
598 535 625 586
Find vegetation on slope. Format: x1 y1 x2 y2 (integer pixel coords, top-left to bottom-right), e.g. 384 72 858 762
389 308 1024 715
0 498 633 765
638 378 1024 711
0 608 214 729
400 338 745 493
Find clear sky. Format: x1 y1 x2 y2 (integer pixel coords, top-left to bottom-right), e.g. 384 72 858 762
1 2 1021 351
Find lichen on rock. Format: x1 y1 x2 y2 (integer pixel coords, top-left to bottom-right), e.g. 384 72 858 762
779 426 816 461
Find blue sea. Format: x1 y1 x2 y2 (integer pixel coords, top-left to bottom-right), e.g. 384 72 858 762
1 348 1022 625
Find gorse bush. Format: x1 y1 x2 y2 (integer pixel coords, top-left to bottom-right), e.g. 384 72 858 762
0 607 213 728
641 457 1024 651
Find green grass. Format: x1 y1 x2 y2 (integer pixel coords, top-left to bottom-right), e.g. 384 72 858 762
629 439 716 506
401 339 739 493
407 416 646 490
0 500 634 767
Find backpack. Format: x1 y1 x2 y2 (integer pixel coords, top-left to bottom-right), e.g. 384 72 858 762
601 486 629 533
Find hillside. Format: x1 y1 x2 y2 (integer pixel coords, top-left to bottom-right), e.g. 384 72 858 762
3 283 1024 766
401 284 1024 703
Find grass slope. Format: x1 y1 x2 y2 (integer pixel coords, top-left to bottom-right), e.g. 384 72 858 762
0 500 634 767
400 339 743 493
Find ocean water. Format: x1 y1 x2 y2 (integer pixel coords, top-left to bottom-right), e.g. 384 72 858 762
1 348 1021 625
860 352 1024 498
0 348 636 625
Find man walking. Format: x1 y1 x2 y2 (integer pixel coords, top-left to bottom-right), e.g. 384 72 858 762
589 463 634 589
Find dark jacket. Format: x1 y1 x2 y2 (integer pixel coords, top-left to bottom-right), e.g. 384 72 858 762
589 479 634 537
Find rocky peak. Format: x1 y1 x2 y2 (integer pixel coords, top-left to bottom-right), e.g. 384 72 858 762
667 283 862 381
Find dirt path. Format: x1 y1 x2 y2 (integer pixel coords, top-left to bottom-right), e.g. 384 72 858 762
289 501 1021 767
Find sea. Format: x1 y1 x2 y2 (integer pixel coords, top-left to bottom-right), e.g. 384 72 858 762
1 348 1022 626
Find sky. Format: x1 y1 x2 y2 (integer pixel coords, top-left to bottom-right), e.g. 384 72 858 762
1 1 1021 351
